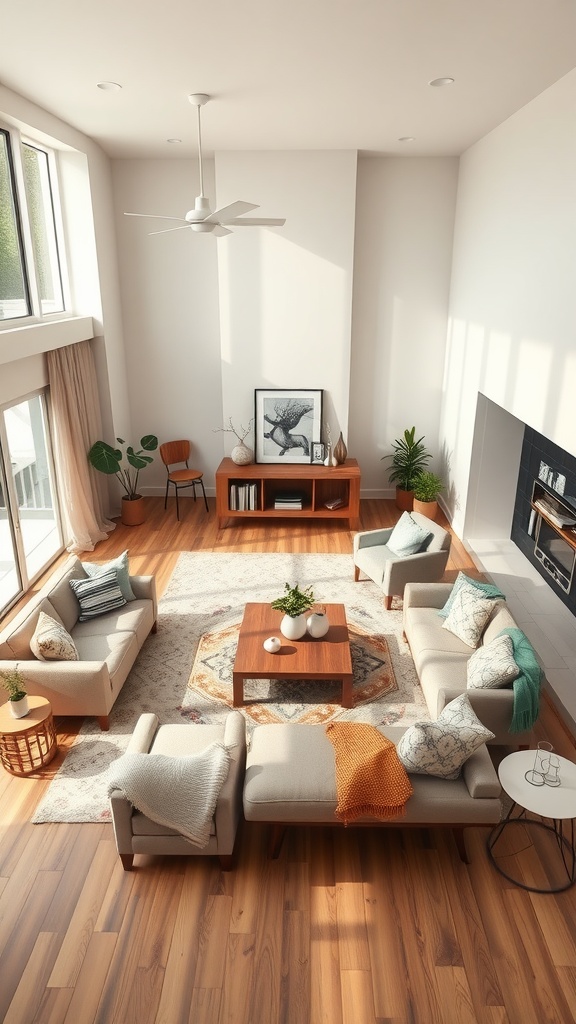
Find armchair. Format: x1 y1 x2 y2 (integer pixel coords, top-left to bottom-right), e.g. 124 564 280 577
353 512 451 609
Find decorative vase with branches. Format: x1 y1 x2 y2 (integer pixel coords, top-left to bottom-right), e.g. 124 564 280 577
214 418 254 465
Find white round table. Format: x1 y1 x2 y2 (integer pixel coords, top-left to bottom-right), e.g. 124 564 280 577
488 749 576 892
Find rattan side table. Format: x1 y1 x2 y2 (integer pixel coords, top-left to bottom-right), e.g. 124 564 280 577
0 696 58 776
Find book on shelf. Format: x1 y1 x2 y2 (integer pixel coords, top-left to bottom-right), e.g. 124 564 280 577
229 481 258 511
274 491 304 510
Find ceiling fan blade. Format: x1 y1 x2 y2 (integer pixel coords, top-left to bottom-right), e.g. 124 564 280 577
148 224 191 236
212 224 233 237
125 212 187 223
204 201 259 224
224 218 286 227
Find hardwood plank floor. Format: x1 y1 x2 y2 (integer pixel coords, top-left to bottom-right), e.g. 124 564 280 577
1 497 576 1023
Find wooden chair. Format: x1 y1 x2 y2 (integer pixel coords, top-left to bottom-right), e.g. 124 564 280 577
159 439 209 520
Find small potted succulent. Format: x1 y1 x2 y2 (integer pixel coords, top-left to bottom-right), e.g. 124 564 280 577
88 434 158 526
272 583 315 640
0 667 29 719
413 471 444 520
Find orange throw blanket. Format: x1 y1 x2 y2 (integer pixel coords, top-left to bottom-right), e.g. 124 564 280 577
325 722 414 824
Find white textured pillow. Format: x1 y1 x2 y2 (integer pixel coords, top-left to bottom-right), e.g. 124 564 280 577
30 610 79 662
467 634 519 689
82 550 135 603
387 512 432 557
441 583 495 648
397 693 495 780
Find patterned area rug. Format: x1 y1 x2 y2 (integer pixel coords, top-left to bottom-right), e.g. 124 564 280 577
32 552 428 824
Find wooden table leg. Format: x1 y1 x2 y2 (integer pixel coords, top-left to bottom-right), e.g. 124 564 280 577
341 674 354 709
232 672 244 707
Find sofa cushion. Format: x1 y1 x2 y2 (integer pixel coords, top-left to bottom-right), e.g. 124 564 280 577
0 598 64 661
438 571 506 619
47 560 89 633
30 611 79 662
467 634 519 689
74 630 140 679
442 584 496 648
69 568 127 621
481 601 519 646
396 693 495 780
72 600 155 648
387 512 432 557
82 550 136 603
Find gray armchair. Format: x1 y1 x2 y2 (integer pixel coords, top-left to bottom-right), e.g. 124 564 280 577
109 711 246 870
353 512 451 609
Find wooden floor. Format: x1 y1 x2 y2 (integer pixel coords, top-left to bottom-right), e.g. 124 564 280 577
1 497 576 1024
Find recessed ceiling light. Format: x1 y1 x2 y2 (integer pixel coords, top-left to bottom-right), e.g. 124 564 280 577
167 138 182 144
398 136 415 143
97 81 122 92
429 77 454 87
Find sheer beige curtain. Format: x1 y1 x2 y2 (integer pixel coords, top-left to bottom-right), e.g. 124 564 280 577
47 339 115 553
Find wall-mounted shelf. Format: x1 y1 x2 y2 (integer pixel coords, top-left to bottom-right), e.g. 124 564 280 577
215 458 361 530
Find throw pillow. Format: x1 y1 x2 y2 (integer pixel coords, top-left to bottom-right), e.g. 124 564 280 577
30 610 79 661
387 512 433 558
396 693 495 780
467 634 519 689
441 583 496 648
69 567 127 621
439 571 505 618
82 549 135 603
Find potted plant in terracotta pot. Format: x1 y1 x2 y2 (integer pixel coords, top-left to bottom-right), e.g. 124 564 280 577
413 470 444 520
382 426 431 511
271 582 315 640
88 434 158 526
0 667 29 719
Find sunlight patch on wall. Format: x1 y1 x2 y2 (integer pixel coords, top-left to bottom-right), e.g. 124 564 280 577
513 335 552 431
484 329 511 407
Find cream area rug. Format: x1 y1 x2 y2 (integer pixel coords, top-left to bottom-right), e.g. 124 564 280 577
32 552 428 824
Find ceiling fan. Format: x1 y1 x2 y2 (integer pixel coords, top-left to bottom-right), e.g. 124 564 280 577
124 94 286 237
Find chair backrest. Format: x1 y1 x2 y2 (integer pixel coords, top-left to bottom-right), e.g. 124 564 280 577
159 439 191 468
411 511 451 553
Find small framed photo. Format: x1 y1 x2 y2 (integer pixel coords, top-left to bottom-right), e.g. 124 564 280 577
310 442 325 465
254 388 323 464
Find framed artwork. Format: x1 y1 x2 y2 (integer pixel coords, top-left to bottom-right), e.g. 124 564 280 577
254 389 323 464
310 442 325 465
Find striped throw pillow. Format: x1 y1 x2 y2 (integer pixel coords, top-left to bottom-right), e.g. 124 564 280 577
69 567 127 621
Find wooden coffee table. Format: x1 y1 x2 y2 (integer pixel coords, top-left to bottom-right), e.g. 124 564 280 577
233 602 354 708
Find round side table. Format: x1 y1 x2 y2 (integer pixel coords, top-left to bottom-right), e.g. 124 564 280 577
0 696 58 777
488 749 576 893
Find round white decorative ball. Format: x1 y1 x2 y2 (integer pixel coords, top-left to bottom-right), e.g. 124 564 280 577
263 636 282 654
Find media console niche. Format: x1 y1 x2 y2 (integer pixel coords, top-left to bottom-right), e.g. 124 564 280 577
512 426 576 615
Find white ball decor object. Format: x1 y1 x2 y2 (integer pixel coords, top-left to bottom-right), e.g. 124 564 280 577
263 636 282 654
307 611 330 638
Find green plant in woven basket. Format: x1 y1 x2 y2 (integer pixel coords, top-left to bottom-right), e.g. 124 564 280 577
271 583 315 617
0 667 27 702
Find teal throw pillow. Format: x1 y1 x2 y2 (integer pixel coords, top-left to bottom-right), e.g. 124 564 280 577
387 512 432 558
82 549 135 603
69 567 127 621
439 571 505 618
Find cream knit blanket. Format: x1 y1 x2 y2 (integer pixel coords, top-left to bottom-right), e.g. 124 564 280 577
107 742 231 848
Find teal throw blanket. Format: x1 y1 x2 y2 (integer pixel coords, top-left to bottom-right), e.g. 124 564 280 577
498 627 542 733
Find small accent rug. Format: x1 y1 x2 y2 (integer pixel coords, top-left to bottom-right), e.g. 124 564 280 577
32 552 429 824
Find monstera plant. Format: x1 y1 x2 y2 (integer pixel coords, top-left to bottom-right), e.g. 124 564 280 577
88 435 158 525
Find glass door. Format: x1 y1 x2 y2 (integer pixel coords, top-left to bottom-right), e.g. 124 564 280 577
0 391 64 617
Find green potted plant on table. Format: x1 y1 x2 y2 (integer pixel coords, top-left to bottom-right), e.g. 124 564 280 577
0 667 29 719
413 470 444 521
88 435 158 526
272 583 315 640
382 426 431 511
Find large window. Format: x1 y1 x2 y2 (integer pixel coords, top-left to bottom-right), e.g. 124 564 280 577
0 126 66 323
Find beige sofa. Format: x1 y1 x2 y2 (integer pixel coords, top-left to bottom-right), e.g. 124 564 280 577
0 556 157 730
403 582 539 745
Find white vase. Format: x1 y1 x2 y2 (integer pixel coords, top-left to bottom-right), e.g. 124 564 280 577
280 613 308 640
10 695 29 719
323 447 332 467
231 442 254 466
263 636 282 654
307 611 330 638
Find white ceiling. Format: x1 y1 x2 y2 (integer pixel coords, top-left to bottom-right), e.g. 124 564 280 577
2 0 576 159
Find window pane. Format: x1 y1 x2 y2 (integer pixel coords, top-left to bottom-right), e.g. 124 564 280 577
0 454 21 615
0 131 30 320
22 143 64 315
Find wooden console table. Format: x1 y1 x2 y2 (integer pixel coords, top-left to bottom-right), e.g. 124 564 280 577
215 457 361 530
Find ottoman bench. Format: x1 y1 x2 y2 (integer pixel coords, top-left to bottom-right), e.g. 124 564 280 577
243 723 502 862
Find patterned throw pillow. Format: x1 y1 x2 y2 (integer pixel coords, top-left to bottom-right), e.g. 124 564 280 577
438 571 505 618
467 634 519 689
387 512 432 557
30 610 79 661
397 693 495 779
441 583 496 648
82 549 135 603
69 568 127 621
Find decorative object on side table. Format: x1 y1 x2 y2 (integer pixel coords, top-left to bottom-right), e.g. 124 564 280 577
0 667 29 719
255 389 323 465
0 696 58 775
412 470 444 520
381 426 432 511
525 741 560 787
307 608 330 638
332 432 348 465
271 582 315 640
310 441 325 465
88 434 159 526
263 636 282 654
214 417 254 465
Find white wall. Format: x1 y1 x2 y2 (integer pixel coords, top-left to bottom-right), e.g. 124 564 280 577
441 69 576 536
349 156 459 495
